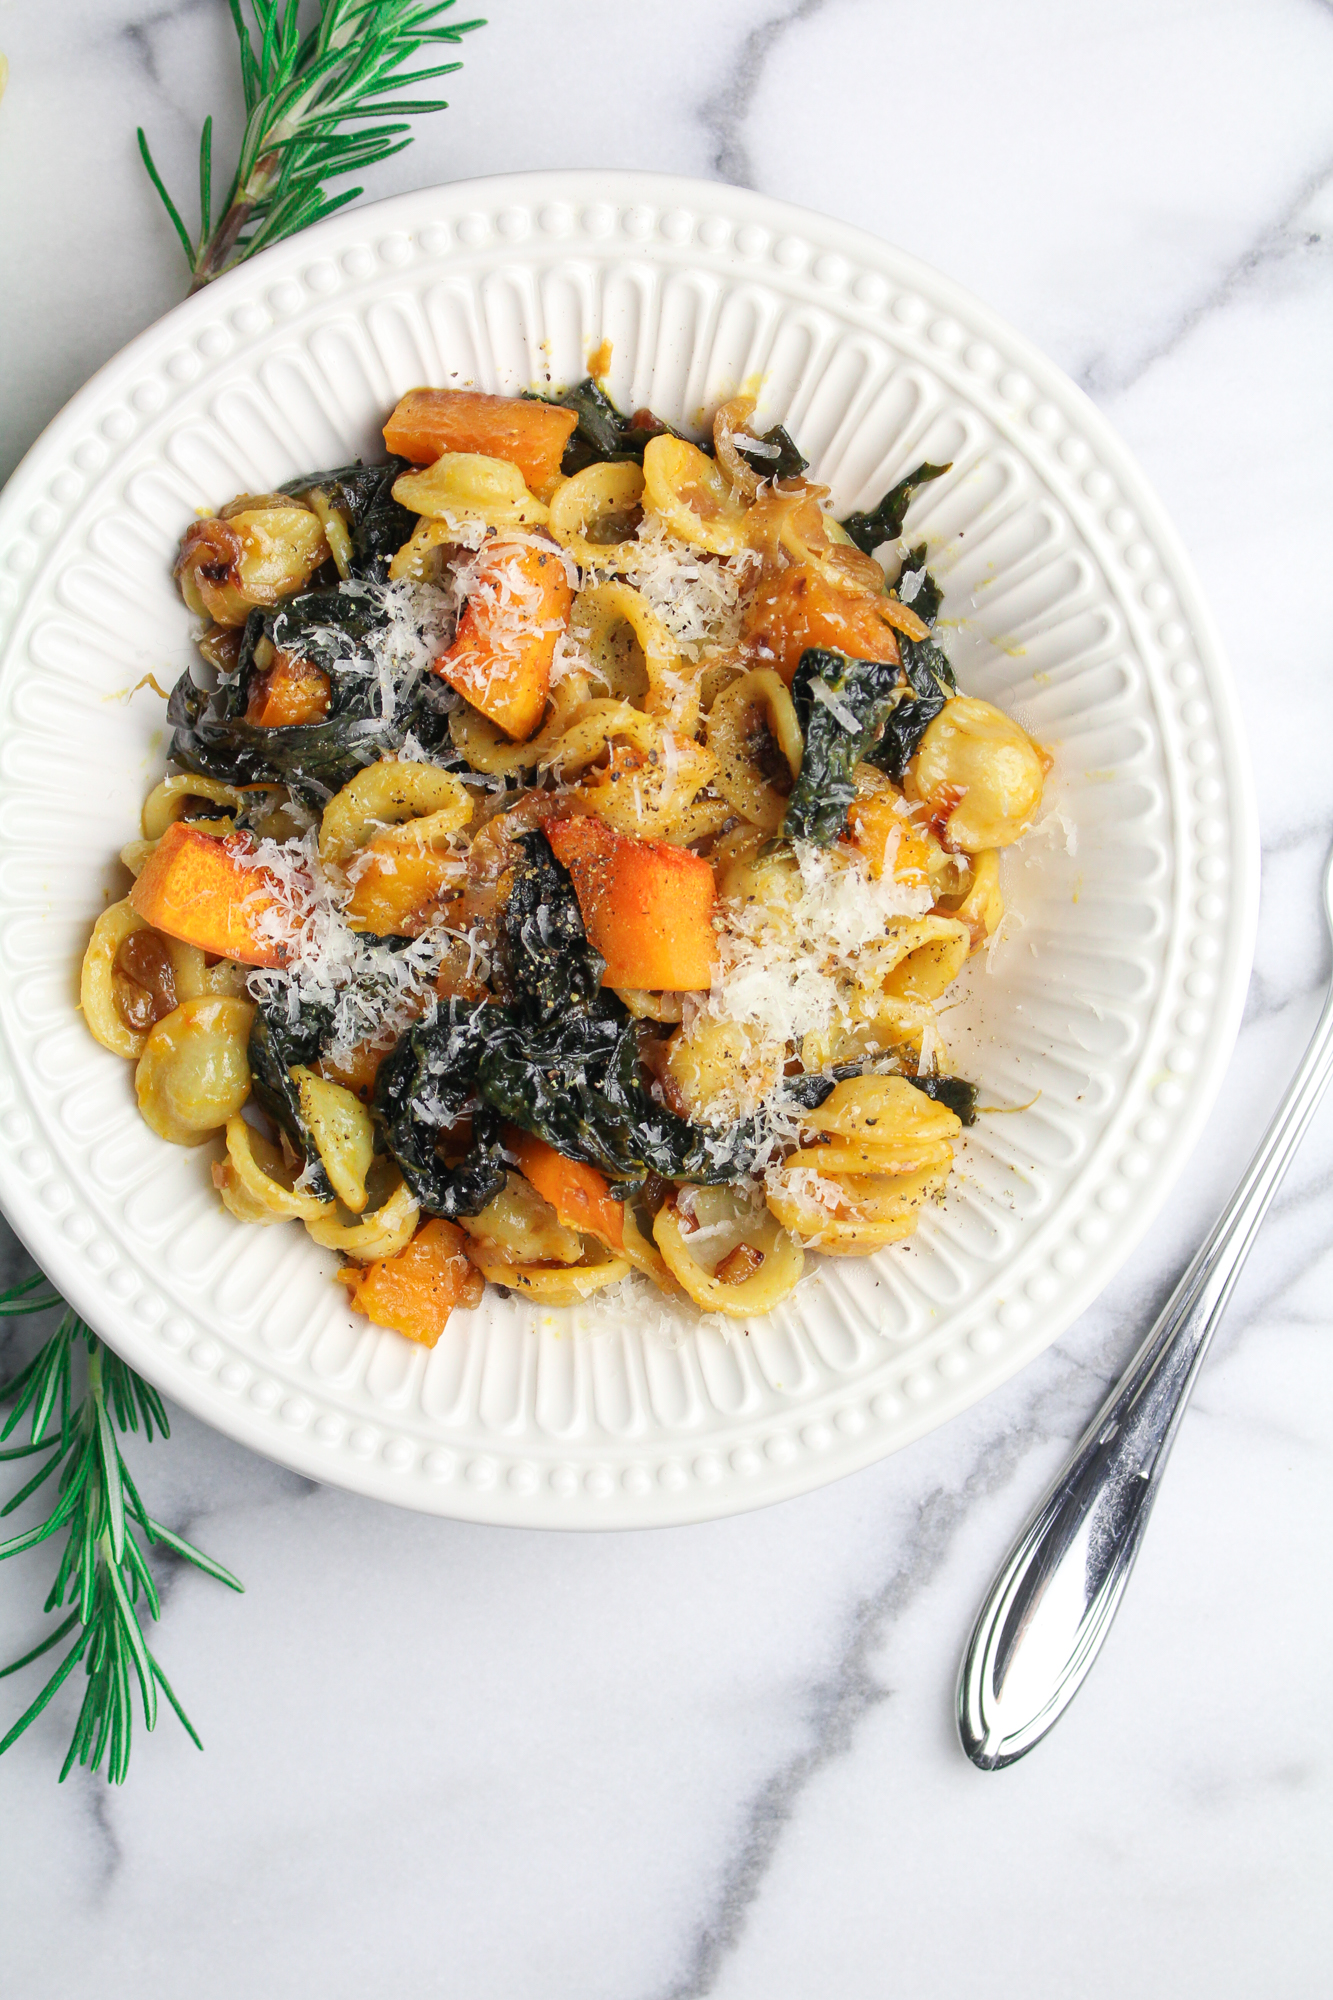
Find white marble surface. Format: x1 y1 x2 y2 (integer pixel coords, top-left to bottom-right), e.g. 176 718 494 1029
1 3 1332 1993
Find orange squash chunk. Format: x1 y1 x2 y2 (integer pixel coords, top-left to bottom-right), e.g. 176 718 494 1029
129 822 290 967
743 562 900 685
510 1130 624 1250
245 651 331 727
545 814 717 992
336 1219 483 1346
343 844 464 936
435 539 573 742
846 791 933 884
383 388 577 498
318 1041 386 1102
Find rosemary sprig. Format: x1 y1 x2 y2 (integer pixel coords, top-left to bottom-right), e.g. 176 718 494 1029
0 1281 242 1783
137 0 486 294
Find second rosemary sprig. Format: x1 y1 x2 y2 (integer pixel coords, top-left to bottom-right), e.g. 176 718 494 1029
0 1288 242 1783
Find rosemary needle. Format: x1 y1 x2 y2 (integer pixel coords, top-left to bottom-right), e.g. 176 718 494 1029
137 0 486 295
0 1284 242 1783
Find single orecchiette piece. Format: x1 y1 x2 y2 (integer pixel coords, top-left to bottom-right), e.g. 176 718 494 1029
797 1074 961 1172
567 579 697 726
390 450 549 544
653 1186 805 1318
82 901 162 1060
462 1245 634 1306
292 1067 376 1213
215 1115 331 1223
868 914 973 1003
664 1017 785 1125
766 1156 951 1255
305 1173 421 1262
905 696 1048 851
705 667 803 833
547 462 646 568
140 773 290 843
642 434 749 555
134 996 255 1146
318 761 471 865
934 848 1005 952
175 498 329 626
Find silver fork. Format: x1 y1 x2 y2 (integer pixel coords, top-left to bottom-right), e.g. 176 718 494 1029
957 843 1333 1768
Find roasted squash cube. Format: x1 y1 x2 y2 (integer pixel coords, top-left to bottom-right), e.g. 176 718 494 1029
129 822 290 968
545 814 717 992
383 388 577 499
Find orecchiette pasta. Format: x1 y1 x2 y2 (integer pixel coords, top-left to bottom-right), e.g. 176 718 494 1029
293 1067 376 1212
86 379 1050 1346
175 498 329 625
215 1116 332 1223
642 434 749 555
547 462 646 568
567 579 698 726
135 997 255 1146
705 668 803 834
905 696 1049 851
305 1172 420 1260
391 450 549 531
653 1187 805 1317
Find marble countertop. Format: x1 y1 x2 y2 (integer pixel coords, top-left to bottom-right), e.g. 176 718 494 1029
2 3 1332 1994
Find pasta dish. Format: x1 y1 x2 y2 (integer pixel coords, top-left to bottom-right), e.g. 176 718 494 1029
79 379 1049 1345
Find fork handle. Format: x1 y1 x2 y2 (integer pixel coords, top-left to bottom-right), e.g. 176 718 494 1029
957 978 1333 1769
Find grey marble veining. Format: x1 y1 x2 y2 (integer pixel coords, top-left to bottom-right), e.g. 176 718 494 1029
1 3 1332 1996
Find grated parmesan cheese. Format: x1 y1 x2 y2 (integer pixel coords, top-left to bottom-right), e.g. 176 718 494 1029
615 516 757 656
696 842 934 1059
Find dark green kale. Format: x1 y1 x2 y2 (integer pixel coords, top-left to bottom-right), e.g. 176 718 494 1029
860 546 957 784
536 378 680 475
498 832 607 1022
893 543 944 636
863 689 945 785
782 1062 867 1111
247 997 336 1202
840 461 952 554
907 1073 979 1126
735 423 808 481
782 648 903 846
167 584 455 804
281 459 416 581
476 1010 758 1189
372 1002 513 1219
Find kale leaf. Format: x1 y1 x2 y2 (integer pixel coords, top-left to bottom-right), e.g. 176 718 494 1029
863 689 947 785
281 459 416 581
782 648 903 846
536 378 681 475
894 543 944 636
908 1073 979 1126
247 997 336 1202
476 1010 758 1189
735 423 808 481
498 831 607 1022
840 461 952 554
167 583 455 804
863 546 957 784
372 1002 513 1219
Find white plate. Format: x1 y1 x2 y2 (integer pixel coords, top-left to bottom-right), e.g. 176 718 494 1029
0 172 1257 1526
